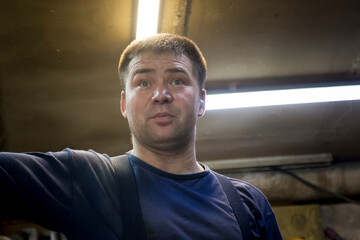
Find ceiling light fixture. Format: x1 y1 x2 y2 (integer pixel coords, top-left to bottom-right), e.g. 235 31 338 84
136 0 160 40
206 85 360 110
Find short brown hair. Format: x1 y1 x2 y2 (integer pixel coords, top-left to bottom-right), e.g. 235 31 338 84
118 33 207 91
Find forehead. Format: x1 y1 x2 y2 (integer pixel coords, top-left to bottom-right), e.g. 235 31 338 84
127 52 194 75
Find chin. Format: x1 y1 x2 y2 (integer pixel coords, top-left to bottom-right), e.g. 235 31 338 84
150 141 187 152
150 133 193 150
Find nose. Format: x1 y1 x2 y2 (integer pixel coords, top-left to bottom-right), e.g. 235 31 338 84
152 84 173 104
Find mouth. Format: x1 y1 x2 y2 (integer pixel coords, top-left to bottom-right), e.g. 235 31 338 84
152 112 174 118
151 112 175 124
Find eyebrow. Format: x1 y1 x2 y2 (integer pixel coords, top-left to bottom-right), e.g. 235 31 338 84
132 67 189 76
165 68 188 75
132 68 155 76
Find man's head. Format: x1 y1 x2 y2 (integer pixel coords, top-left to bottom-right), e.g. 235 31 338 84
118 34 207 152
118 33 207 92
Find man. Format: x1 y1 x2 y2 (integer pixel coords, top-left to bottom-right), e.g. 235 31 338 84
0 34 282 239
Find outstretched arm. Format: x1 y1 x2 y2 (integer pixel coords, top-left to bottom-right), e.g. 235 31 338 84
0 150 73 233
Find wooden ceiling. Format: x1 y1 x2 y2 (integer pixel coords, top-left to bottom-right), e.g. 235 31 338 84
1 0 360 162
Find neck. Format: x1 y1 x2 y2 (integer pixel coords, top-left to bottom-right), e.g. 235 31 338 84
131 139 203 174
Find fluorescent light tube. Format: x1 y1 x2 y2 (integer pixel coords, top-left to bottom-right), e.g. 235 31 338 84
136 0 160 40
206 85 360 110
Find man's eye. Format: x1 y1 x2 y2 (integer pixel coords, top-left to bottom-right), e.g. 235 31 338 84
140 81 150 87
171 79 183 85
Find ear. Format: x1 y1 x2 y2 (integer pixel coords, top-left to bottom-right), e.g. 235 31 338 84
198 88 206 118
120 91 128 119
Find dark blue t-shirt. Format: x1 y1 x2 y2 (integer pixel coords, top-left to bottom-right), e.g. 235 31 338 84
0 149 282 239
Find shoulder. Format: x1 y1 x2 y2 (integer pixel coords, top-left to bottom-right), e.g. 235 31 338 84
62 148 116 179
221 175 282 239
229 178 271 207
228 177 274 218
64 148 109 160
64 148 111 166
64 149 120 199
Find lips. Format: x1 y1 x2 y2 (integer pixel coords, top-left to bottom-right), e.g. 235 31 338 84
151 112 175 124
152 112 174 118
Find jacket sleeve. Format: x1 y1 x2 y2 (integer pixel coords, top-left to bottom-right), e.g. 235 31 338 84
0 149 73 233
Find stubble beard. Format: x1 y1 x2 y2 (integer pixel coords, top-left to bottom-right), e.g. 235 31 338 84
131 116 197 153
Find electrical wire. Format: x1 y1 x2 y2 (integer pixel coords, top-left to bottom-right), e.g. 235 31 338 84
274 167 360 206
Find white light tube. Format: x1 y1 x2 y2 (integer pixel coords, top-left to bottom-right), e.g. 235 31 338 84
136 0 160 40
206 85 360 110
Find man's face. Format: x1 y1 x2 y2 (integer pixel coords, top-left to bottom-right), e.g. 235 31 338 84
121 52 206 151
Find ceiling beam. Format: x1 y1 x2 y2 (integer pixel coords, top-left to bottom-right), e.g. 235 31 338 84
160 0 193 36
